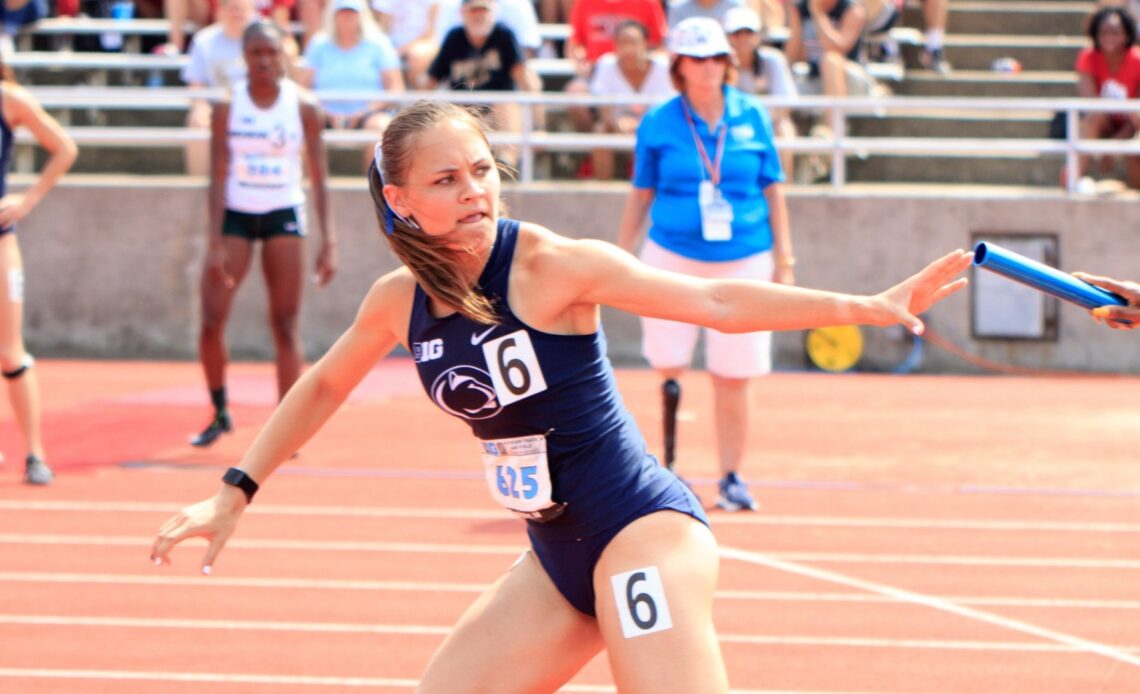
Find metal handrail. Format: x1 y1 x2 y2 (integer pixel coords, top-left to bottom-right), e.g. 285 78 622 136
18 87 1139 192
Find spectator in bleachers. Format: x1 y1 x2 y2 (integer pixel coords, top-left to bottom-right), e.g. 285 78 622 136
372 0 439 91
161 0 296 56
181 0 257 175
565 0 667 137
192 20 335 448
435 0 545 122
724 6 796 179
617 17 794 513
1 0 44 55
1067 6 1140 190
785 0 883 137
0 50 78 485
425 0 533 167
915 0 950 74
864 0 950 73
438 0 541 56
568 0 667 67
584 19 673 179
667 0 744 27
300 0 403 168
859 0 902 66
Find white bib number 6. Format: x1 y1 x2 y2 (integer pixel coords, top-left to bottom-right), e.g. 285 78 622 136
611 566 673 638
482 330 547 406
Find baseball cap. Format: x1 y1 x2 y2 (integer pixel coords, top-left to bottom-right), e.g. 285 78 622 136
723 6 761 34
669 16 731 58
333 0 364 12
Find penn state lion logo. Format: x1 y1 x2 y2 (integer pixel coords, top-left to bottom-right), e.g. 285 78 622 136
430 366 501 420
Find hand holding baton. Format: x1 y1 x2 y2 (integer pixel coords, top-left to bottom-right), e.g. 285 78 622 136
971 242 1127 311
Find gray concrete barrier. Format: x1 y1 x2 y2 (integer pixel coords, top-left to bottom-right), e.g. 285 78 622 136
15 176 1140 374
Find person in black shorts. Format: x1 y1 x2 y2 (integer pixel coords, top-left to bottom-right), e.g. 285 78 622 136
191 21 336 447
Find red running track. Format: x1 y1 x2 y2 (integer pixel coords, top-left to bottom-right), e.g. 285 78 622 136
0 359 1137 692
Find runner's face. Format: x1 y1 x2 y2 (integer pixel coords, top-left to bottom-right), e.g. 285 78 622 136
387 119 500 239
244 33 285 85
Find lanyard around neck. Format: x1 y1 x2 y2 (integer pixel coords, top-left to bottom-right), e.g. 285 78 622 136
680 96 727 186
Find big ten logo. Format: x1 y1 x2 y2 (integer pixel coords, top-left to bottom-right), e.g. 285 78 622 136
414 339 444 363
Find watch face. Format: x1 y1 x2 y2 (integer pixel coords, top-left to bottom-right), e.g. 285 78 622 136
806 325 863 373
223 468 244 485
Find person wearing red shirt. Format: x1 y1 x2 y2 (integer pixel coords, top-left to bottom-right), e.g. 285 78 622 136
566 0 668 148
568 0 667 65
1068 6 1140 189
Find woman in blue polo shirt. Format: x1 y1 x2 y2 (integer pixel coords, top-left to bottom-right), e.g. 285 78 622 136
617 16 795 513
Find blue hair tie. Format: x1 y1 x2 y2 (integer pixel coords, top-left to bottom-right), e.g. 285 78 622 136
384 206 396 236
374 141 419 236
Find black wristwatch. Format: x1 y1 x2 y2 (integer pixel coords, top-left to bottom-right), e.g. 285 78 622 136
222 467 259 504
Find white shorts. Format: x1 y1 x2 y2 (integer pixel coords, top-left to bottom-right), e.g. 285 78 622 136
638 240 773 379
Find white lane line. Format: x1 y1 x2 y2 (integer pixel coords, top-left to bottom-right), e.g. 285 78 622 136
0 614 452 635
1 614 1135 655
0 571 488 593
715 591 1140 610
766 553 1140 569
717 636 1129 652
1 500 1136 533
3 533 1136 569
720 545 1140 668
0 669 814 694
0 668 620 692
0 533 525 556
1 572 1138 611
0 669 422 688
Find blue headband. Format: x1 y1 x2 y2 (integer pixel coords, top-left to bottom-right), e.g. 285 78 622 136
374 142 420 236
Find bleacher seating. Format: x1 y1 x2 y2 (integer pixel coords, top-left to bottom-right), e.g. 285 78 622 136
5 4 1104 187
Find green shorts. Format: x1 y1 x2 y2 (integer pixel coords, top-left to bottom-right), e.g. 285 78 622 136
222 207 306 241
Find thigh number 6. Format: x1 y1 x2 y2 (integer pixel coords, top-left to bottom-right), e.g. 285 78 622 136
611 566 674 638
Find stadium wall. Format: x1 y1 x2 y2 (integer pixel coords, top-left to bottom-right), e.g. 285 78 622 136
17 176 1139 374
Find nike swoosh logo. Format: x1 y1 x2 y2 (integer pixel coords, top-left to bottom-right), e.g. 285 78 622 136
471 327 496 346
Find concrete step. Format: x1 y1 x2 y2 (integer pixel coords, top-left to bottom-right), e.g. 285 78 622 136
894 69 1076 97
847 110 1053 138
904 1 1090 36
845 152 1062 185
900 34 1084 71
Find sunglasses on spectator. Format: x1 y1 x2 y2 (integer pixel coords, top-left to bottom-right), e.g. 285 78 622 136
686 54 729 63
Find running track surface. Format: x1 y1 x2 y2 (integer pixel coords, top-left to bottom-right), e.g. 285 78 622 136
1 359 1137 693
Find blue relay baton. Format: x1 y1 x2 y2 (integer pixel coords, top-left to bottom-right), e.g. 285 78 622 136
972 242 1127 311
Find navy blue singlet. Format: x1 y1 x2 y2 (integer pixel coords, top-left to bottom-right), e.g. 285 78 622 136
0 88 14 236
408 218 707 615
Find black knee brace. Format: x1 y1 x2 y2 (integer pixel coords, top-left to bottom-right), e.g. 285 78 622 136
3 354 34 380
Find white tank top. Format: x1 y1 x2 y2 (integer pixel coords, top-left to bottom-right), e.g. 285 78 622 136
225 79 306 214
